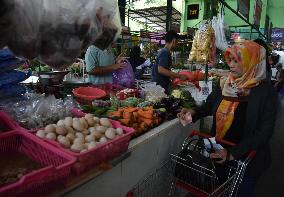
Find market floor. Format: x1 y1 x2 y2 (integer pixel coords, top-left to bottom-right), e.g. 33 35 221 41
254 97 284 196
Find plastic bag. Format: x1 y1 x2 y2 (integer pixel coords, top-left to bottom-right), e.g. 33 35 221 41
0 84 27 98
212 12 228 51
0 70 31 88
0 0 121 70
113 60 135 88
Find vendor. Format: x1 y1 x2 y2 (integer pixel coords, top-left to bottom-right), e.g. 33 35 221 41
85 45 126 85
152 31 187 94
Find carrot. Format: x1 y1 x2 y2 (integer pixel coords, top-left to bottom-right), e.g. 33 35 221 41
137 111 153 119
123 111 133 120
119 118 131 125
139 117 153 127
124 107 139 113
108 111 122 118
133 112 138 122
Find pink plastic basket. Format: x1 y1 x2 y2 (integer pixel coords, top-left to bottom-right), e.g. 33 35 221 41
0 111 21 132
0 130 76 197
38 119 134 175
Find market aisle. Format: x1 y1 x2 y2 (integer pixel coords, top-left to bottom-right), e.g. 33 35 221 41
254 97 284 196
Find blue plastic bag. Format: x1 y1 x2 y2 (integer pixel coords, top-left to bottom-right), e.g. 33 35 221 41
0 70 31 87
0 84 27 98
0 48 25 73
112 60 135 88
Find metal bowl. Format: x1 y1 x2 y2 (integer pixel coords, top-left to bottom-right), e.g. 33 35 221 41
38 71 70 86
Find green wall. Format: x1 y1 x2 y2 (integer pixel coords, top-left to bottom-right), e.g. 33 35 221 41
267 0 284 28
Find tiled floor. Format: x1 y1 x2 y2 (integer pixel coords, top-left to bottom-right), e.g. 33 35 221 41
254 98 284 196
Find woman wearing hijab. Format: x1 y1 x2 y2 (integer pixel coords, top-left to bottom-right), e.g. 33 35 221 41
178 40 277 196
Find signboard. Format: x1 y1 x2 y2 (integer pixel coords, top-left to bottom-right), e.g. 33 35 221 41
237 0 250 19
254 0 263 29
271 28 284 43
187 4 199 20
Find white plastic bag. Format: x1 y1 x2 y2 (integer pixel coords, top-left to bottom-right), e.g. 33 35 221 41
212 12 228 51
0 0 121 70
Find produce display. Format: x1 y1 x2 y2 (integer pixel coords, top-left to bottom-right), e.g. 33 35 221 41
0 153 42 187
36 114 125 153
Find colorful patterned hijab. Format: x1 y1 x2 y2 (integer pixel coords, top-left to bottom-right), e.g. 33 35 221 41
216 40 266 139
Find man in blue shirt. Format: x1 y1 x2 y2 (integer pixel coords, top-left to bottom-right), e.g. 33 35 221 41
152 31 187 94
85 45 126 84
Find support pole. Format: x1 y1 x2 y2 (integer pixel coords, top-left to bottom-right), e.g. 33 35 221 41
166 0 172 31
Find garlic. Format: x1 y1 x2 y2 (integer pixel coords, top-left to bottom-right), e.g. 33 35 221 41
80 149 88 153
105 128 116 139
85 113 94 120
116 128 124 135
73 137 85 144
92 130 103 139
99 136 108 144
75 132 85 139
86 118 96 127
82 130 89 135
58 137 71 148
95 125 107 133
88 127 96 133
80 118 88 129
71 143 85 153
85 135 95 142
66 133 75 141
57 120 65 127
64 117 73 127
57 135 64 141
55 126 67 135
66 126 75 134
93 116 100 123
46 132 56 140
100 118 112 128
73 120 84 131
45 124 56 133
36 130 46 138
87 141 97 150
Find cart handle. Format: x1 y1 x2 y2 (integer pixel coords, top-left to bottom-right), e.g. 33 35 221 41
190 130 256 159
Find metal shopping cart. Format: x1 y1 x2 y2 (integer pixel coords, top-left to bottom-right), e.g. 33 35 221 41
127 131 256 197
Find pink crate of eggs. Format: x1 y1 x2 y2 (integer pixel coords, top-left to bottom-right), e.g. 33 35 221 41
34 109 134 175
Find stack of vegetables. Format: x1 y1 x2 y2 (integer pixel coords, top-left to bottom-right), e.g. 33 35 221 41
108 106 161 136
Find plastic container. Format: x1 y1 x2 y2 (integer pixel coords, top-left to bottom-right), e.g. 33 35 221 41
0 111 21 133
72 86 107 105
0 130 76 197
35 118 134 175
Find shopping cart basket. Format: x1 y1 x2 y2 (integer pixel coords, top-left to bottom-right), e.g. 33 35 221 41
127 130 256 197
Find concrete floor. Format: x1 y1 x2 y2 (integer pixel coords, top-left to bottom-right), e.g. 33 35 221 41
254 98 284 196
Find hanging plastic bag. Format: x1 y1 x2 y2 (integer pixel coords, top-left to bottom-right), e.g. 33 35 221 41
0 0 121 70
112 60 135 88
212 12 228 51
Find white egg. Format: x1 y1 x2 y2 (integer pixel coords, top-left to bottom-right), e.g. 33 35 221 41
75 132 85 139
86 118 96 127
73 137 85 144
45 124 56 133
88 127 96 133
99 136 108 144
64 117 73 127
70 143 85 153
66 133 75 141
93 117 100 123
85 113 94 120
82 130 89 135
95 125 107 133
36 130 46 138
57 120 65 127
105 128 116 139
73 120 84 131
46 132 56 140
55 126 67 135
58 137 71 148
87 141 97 150
80 118 88 129
100 118 112 128
66 126 75 134
85 135 95 142
116 128 124 135
92 130 103 139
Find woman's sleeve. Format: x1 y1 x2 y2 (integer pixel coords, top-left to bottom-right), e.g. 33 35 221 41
85 46 99 73
192 83 221 122
229 87 278 159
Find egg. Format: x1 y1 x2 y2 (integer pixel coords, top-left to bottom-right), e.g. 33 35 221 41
66 126 75 134
36 130 46 138
95 125 107 133
86 118 96 127
85 113 94 120
55 126 68 135
100 118 112 128
70 143 85 153
75 132 85 139
93 116 100 123
85 135 95 142
64 117 73 127
66 133 75 141
45 124 56 133
57 120 65 127
80 118 88 129
116 128 124 135
82 130 89 135
73 137 85 144
87 141 97 150
105 128 116 139
99 136 108 144
92 130 103 139
46 132 56 140
88 127 96 133
58 137 71 148
73 120 84 131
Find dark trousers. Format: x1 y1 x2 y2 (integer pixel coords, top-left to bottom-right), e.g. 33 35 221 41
237 176 257 197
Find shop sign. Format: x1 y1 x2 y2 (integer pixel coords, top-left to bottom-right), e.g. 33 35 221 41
187 4 199 20
253 0 262 29
237 0 250 19
271 28 284 43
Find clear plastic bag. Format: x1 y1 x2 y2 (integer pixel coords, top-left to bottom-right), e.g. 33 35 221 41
113 60 135 88
0 0 121 70
212 12 228 51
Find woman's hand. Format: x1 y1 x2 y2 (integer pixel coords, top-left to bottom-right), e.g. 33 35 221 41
210 149 234 164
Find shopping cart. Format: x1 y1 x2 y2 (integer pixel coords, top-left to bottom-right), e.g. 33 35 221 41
127 130 256 197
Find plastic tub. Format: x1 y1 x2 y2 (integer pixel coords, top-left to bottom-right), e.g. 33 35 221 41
72 86 107 105
0 111 21 133
0 130 76 197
